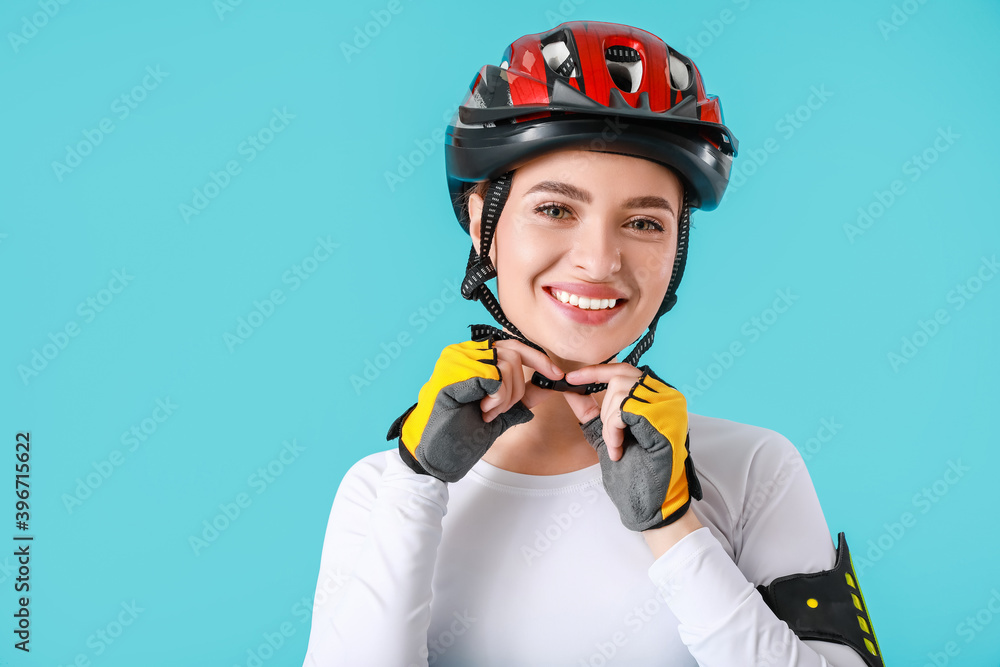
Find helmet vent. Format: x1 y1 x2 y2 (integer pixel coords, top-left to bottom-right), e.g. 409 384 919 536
668 53 692 90
605 46 642 93
541 40 577 78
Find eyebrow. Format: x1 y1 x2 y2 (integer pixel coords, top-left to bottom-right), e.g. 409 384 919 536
523 180 675 215
524 180 591 203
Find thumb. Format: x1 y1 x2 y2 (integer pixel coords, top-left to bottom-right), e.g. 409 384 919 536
562 391 601 425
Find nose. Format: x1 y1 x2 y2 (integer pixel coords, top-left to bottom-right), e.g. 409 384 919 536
569 218 621 279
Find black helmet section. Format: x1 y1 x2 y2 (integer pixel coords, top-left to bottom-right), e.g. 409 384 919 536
446 64 737 232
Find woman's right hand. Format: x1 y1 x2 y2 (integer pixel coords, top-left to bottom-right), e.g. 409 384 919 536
387 336 563 483
479 338 564 422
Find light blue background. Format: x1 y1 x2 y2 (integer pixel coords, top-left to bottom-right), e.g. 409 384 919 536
2 1 998 665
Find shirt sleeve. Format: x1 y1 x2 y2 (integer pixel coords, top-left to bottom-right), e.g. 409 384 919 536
647 433 871 667
303 449 449 667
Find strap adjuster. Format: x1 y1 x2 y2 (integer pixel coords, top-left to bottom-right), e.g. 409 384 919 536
461 258 497 299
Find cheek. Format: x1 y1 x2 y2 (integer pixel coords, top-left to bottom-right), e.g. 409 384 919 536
494 222 562 287
629 248 675 292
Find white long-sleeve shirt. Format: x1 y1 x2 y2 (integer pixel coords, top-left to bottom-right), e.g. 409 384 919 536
303 413 873 666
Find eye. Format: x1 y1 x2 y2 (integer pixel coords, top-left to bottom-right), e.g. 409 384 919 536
534 202 572 220
627 217 665 233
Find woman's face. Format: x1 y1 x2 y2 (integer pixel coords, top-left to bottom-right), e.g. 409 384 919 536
468 149 683 371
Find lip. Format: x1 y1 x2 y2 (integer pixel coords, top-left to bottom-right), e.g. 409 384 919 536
544 282 628 300
543 286 626 326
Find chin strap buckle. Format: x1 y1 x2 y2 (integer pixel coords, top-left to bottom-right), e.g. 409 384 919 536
529 371 601 394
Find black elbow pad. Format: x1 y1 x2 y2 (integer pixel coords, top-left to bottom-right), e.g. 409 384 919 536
756 532 884 667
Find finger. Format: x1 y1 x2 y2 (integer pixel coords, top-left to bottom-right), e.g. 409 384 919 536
562 391 601 425
483 348 520 411
485 353 526 422
492 339 563 380
601 389 628 462
508 360 527 407
520 381 559 410
564 362 642 386
481 357 513 418
603 408 627 461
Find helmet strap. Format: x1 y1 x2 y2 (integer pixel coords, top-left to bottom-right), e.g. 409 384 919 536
460 171 531 338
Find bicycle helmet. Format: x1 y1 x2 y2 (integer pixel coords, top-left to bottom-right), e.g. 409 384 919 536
445 20 739 394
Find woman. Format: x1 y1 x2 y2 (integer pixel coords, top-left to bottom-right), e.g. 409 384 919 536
304 21 883 667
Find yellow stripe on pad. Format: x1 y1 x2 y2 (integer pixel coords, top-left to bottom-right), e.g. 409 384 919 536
623 373 690 519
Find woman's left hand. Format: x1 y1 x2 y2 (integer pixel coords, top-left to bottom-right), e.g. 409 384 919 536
561 363 703 532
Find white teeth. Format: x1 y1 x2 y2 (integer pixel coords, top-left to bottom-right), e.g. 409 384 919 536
551 289 619 311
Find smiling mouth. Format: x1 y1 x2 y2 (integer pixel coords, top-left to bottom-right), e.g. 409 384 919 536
547 288 624 311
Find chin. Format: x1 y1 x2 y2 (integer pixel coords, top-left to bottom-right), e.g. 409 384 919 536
544 337 624 368
506 313 639 368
